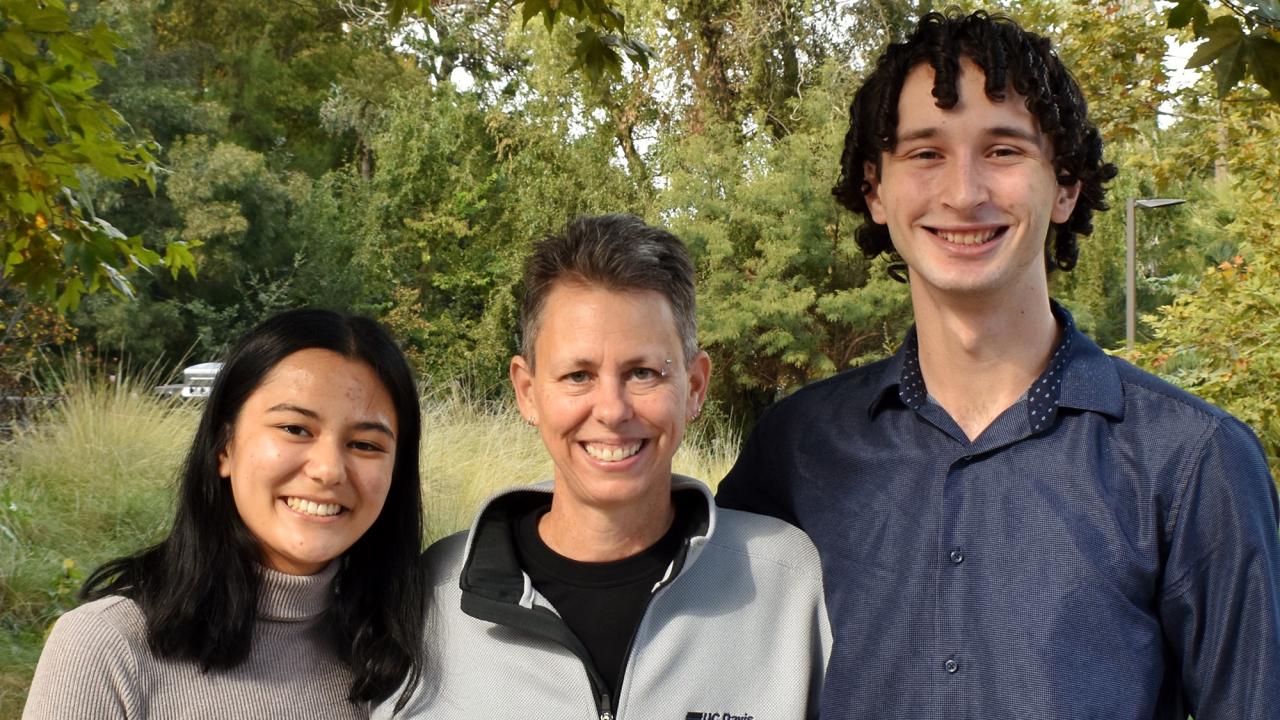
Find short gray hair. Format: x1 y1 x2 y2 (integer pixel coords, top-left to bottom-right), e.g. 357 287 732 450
518 214 698 366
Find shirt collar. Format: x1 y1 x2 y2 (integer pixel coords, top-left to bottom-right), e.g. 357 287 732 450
868 301 1124 423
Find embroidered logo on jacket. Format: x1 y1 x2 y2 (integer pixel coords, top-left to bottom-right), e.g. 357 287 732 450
685 713 754 720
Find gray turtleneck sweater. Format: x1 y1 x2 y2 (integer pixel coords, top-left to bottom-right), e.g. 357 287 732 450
22 563 366 719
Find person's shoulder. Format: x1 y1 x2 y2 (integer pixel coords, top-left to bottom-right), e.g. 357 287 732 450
707 508 823 578
26 595 148 714
762 356 897 423
49 595 147 648
1109 354 1231 422
1104 354 1267 471
421 530 469 589
1109 354 1264 436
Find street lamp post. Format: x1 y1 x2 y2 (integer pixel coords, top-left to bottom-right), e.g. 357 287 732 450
1125 197 1186 350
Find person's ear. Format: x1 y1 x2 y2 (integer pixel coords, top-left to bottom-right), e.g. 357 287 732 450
1052 180 1082 224
218 435 235 479
510 355 538 426
864 161 887 224
686 351 711 421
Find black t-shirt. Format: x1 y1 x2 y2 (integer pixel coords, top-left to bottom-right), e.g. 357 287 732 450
513 495 697 699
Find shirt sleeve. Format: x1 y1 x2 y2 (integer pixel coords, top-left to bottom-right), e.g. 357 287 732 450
1158 416 1280 719
23 603 140 720
808 574 833 720
715 405 798 526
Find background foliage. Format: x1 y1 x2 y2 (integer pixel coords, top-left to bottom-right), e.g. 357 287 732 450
2 0 1278 714
2 0 1276 455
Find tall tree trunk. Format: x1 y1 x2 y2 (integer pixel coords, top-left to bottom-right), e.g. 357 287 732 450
1215 122 1229 183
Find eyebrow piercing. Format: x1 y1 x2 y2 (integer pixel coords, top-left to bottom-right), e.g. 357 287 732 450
660 359 673 377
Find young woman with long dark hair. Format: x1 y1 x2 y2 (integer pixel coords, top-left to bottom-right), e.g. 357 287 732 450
24 309 426 719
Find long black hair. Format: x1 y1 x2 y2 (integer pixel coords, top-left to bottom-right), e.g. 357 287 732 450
80 309 426 710
832 9 1118 279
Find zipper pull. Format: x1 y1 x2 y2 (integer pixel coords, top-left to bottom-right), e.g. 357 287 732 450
599 692 613 720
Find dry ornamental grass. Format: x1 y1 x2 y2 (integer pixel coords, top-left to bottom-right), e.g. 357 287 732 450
0 374 737 718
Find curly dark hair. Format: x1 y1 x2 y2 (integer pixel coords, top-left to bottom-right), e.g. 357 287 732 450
832 9 1118 280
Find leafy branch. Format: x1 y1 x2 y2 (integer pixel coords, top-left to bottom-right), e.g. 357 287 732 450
384 0 653 84
1168 0 1280 100
0 0 198 311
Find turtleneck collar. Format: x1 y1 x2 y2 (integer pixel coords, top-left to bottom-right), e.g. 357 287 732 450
256 561 339 622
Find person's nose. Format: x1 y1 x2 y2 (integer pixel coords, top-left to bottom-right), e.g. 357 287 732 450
305 438 346 486
592 376 634 427
941 154 989 212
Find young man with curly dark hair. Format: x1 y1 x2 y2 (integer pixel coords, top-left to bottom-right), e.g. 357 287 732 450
718 10 1280 719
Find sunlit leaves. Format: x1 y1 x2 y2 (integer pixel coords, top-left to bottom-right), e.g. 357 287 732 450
0 0 194 310
386 0 435 27
1124 107 1280 482
387 0 653 83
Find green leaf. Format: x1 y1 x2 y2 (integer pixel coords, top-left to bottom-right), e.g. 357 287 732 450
92 217 127 241
1167 0 1203 30
163 240 199 280
557 0 587 20
620 37 653 72
55 276 85 313
1213 40 1248 97
599 7 625 32
521 0 548 28
85 23 122 64
1186 17 1245 68
1246 36 1280 100
13 192 39 214
569 27 624 85
387 0 434 27
1 28 40 56
23 7 71 33
100 262 135 299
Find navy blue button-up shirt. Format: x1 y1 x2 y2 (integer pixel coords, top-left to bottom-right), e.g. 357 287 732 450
718 306 1280 719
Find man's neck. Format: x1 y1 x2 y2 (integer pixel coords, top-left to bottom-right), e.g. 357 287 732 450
910 284 1060 442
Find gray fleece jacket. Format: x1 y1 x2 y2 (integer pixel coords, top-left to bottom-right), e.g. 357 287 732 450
378 476 830 720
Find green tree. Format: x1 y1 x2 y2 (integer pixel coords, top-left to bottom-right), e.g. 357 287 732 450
657 60 911 421
66 0 413 366
1125 96 1280 481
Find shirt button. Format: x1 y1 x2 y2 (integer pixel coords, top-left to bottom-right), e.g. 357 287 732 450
949 549 964 564
945 658 959 674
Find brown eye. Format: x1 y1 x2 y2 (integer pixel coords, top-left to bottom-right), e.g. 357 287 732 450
349 440 386 453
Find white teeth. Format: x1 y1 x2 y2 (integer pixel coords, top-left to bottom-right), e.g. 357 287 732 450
584 441 643 462
285 497 343 517
936 229 999 246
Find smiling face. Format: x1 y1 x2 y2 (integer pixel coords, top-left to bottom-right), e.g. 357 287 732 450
510 282 710 514
218 348 398 575
865 57 1080 305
